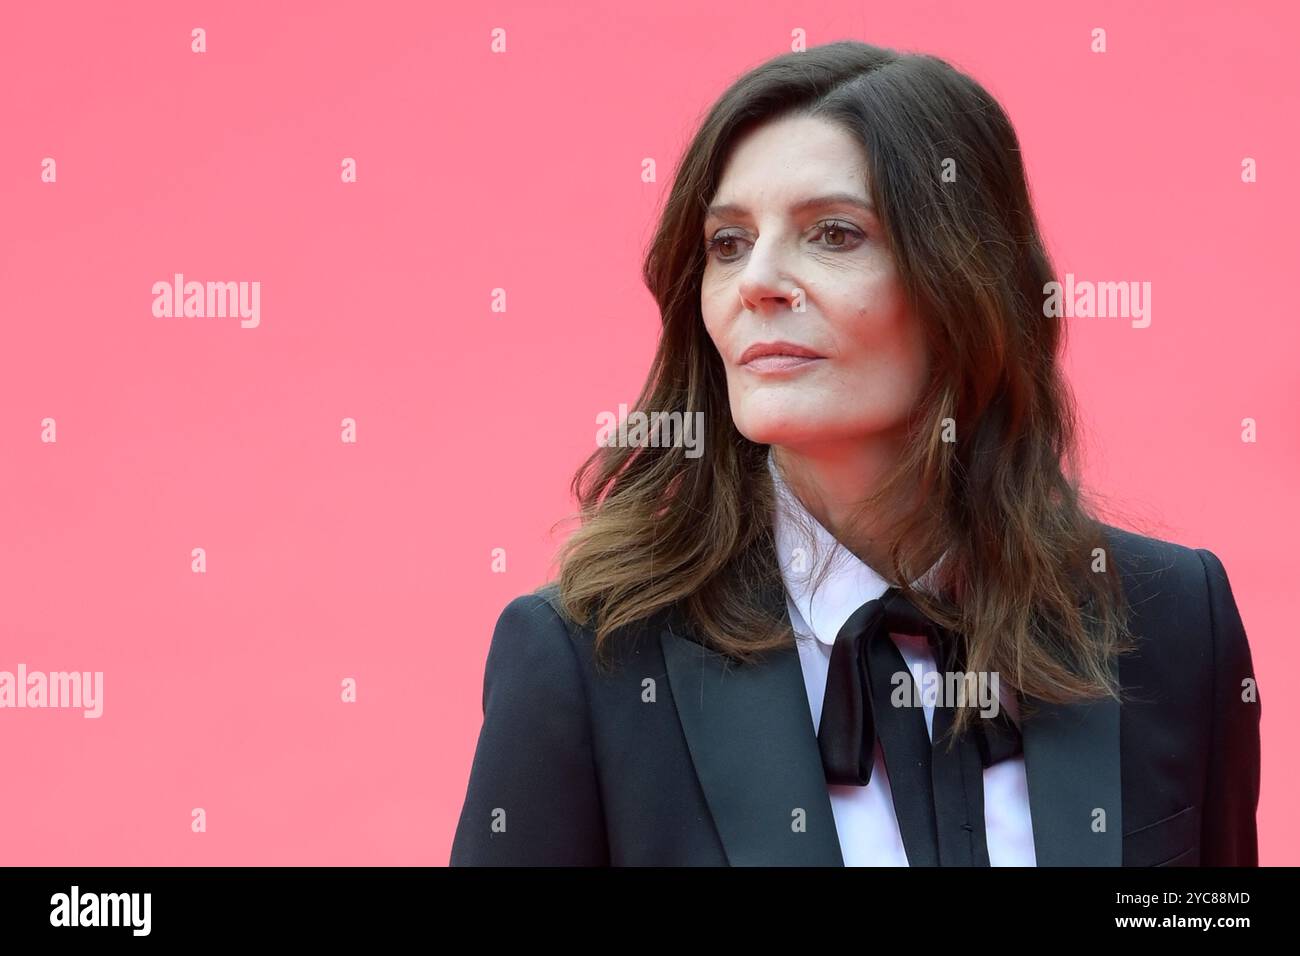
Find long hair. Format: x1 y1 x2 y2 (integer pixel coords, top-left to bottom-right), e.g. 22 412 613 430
548 39 1137 738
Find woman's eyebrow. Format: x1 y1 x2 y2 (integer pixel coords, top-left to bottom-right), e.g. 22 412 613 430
705 192 876 221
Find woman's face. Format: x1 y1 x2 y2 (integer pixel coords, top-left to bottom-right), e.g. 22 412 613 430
700 113 929 456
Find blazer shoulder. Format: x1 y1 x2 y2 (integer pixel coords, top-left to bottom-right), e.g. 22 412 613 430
1096 522 1229 609
1095 523 1257 666
485 586 589 687
531 581 573 629
527 581 673 659
498 584 573 635
1096 524 1250 674
450 586 609 865
491 583 647 681
1189 546 1258 703
1097 521 1202 578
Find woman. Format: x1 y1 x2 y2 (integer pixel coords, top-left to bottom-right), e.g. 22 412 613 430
450 40 1261 866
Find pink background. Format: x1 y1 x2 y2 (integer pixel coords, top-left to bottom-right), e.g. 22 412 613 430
0 0 1294 865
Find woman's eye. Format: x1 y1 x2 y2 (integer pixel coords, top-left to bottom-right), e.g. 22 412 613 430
812 220 865 250
704 233 747 262
703 221 865 262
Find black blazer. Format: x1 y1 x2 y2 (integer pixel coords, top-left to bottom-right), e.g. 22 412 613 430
449 524 1261 866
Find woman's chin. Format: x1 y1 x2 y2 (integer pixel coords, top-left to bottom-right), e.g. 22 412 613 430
734 419 832 448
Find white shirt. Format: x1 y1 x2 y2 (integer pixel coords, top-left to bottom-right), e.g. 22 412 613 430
769 449 1037 866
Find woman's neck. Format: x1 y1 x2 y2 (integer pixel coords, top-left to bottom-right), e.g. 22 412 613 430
772 438 931 577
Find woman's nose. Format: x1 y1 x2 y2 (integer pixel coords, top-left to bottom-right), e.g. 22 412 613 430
737 237 801 314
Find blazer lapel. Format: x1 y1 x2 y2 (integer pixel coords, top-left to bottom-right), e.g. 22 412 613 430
660 574 1123 867
1019 684 1122 865
659 574 843 866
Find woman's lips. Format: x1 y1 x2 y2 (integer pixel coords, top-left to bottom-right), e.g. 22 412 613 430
741 355 825 374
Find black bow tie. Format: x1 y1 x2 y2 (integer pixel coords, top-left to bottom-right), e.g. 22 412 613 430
817 586 1024 866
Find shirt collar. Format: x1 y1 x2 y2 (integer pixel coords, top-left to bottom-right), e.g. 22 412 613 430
769 447 942 647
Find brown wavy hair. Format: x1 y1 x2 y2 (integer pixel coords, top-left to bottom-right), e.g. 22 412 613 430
547 39 1138 738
